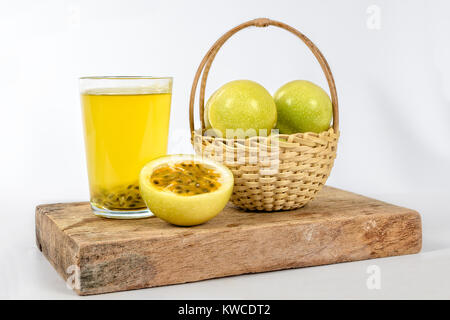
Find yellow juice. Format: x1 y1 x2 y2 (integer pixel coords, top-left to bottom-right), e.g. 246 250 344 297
81 88 171 211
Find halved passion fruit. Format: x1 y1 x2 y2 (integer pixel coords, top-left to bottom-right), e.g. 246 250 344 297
139 154 234 226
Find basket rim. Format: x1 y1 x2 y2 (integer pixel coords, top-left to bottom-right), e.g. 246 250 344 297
192 128 339 154
193 127 338 141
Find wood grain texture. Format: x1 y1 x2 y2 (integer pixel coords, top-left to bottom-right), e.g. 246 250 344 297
35 186 422 295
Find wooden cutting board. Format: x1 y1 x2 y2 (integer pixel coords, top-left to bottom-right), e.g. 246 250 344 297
35 186 422 295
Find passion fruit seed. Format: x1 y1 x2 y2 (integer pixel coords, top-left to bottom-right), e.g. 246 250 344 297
91 183 145 210
150 161 221 196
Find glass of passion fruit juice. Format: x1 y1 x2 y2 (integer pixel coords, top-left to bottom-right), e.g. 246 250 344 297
79 76 172 218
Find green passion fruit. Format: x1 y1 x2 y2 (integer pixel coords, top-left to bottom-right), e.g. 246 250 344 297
205 80 277 138
274 80 332 134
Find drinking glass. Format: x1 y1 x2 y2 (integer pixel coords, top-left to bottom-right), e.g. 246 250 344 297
80 76 172 219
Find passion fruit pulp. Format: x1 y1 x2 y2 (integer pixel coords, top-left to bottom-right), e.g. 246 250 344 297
139 155 234 226
150 161 222 196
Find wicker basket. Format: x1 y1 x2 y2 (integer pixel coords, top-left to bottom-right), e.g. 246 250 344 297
190 18 340 211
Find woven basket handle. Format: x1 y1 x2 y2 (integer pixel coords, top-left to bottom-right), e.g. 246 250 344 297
189 18 339 134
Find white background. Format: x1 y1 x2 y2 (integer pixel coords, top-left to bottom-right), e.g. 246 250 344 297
0 0 449 299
